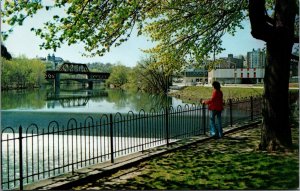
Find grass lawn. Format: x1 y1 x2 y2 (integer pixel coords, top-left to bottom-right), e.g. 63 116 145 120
169 86 264 102
72 125 299 190
169 86 298 102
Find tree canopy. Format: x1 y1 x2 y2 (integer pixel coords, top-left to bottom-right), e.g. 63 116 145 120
2 0 248 67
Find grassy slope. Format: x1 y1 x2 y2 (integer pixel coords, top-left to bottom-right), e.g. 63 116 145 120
169 86 264 102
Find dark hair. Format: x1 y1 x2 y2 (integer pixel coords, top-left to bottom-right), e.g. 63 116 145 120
212 81 221 90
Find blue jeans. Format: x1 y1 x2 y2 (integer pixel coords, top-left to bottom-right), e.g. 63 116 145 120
209 110 223 138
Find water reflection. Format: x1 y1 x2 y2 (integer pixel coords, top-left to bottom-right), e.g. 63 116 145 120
1 89 47 110
1 85 187 129
1 85 180 113
46 89 109 108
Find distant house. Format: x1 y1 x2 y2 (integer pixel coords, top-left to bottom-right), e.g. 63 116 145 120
46 54 64 69
182 67 208 85
38 54 64 69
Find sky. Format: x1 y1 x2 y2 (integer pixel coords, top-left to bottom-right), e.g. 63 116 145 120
1 4 266 67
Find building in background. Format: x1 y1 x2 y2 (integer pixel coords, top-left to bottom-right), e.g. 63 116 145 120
216 54 244 69
39 54 64 69
208 68 265 84
247 48 266 68
46 54 64 69
208 53 264 84
182 67 208 86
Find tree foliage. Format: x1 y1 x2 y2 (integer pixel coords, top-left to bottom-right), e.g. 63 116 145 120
133 56 171 94
1 57 46 90
87 62 113 73
106 64 130 87
2 0 247 65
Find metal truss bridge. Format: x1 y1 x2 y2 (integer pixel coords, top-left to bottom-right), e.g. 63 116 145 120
45 62 110 90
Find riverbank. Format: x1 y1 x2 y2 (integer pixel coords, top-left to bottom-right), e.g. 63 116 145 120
169 84 299 103
71 124 299 190
169 86 264 102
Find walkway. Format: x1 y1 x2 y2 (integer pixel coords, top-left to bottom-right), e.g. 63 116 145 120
70 124 299 190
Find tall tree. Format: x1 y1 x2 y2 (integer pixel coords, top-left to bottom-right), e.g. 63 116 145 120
2 0 298 150
249 0 298 150
134 56 172 94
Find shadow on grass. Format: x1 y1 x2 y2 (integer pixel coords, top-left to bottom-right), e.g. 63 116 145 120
72 127 299 190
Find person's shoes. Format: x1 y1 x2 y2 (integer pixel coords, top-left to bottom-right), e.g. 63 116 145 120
211 135 218 139
214 135 223 140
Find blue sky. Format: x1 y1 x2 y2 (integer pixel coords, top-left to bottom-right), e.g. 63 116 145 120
2 5 265 67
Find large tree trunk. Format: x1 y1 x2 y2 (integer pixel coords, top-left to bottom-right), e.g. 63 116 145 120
1 44 12 60
261 32 293 150
249 0 296 151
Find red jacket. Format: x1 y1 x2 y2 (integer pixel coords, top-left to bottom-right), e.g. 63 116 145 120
204 89 223 111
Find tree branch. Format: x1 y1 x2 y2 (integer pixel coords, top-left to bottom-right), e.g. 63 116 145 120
248 0 275 42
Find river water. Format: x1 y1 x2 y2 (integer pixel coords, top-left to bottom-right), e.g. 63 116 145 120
1 85 188 129
1 84 198 189
1 84 257 189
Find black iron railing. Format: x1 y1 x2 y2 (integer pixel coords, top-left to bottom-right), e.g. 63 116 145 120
0 95 274 190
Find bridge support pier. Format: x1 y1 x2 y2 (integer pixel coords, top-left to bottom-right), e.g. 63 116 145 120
87 74 93 89
54 73 60 95
88 81 93 89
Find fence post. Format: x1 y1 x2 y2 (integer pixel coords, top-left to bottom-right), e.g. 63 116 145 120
18 126 23 190
165 107 169 147
229 99 233 127
109 114 114 163
250 96 254 121
202 103 206 135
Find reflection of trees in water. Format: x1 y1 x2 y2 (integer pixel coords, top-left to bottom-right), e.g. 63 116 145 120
2 86 173 112
105 89 172 112
130 93 172 112
105 89 129 108
1 89 47 109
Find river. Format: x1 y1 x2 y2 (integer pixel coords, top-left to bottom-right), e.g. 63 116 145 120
1 84 188 129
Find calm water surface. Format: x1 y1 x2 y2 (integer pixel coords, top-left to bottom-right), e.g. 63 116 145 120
1 85 188 128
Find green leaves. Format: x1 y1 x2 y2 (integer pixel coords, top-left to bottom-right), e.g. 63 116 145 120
2 0 248 68
1 57 46 89
106 64 131 87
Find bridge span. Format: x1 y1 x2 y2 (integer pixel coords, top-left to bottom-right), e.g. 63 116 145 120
45 62 110 91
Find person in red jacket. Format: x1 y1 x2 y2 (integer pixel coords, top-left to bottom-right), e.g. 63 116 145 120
202 81 224 138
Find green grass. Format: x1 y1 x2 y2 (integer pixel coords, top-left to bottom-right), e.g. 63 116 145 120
169 86 264 102
72 126 299 190
169 86 298 103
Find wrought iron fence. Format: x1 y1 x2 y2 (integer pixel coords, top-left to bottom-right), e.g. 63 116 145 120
0 95 267 190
